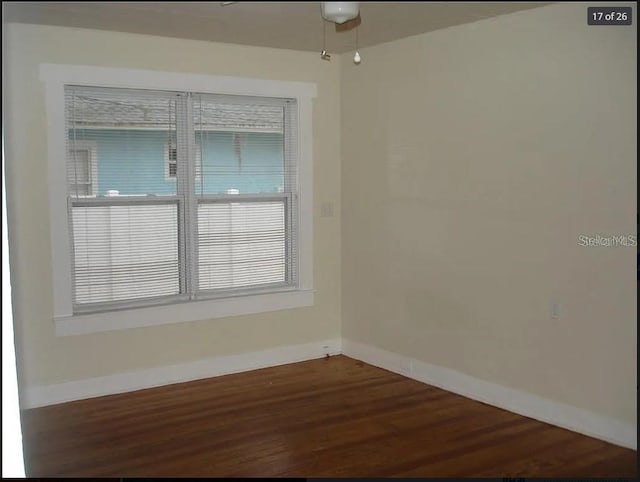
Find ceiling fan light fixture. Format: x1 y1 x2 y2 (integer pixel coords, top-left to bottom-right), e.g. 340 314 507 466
321 2 360 24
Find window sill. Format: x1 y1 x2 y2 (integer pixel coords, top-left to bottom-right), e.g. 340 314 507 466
54 289 314 336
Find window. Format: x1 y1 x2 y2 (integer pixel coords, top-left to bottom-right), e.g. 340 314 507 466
67 86 297 311
42 65 316 335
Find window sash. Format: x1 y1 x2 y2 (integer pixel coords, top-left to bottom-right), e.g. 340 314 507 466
196 194 295 296
69 196 183 312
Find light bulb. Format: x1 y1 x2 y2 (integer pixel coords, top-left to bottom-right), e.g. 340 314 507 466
353 50 361 64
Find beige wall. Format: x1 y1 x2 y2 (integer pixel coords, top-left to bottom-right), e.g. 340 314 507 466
3 23 342 388
341 2 636 424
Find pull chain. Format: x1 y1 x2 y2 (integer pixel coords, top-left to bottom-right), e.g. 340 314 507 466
321 19 330 61
353 27 361 64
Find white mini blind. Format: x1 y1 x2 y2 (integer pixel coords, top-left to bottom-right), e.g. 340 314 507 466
64 86 299 313
65 86 185 311
193 94 298 295
197 201 286 291
71 203 180 305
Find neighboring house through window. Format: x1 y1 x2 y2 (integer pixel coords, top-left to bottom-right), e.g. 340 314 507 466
68 140 97 196
164 142 202 181
41 65 316 335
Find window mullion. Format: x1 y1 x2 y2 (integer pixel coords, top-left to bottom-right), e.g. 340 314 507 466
175 93 193 298
176 93 198 299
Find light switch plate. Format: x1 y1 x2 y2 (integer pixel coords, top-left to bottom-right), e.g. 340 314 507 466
320 202 334 217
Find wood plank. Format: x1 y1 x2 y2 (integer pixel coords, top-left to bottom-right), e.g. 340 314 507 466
21 355 637 477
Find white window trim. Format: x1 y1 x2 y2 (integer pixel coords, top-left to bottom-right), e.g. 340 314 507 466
40 64 316 336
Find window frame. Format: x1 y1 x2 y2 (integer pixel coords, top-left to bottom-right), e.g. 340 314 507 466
41 64 316 336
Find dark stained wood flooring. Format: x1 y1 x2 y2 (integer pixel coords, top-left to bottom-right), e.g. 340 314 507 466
21 355 637 477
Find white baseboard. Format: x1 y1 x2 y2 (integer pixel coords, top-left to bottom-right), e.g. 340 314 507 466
22 336 636 451
22 338 342 409
342 339 637 450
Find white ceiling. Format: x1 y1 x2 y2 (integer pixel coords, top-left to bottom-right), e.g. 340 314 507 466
2 2 552 54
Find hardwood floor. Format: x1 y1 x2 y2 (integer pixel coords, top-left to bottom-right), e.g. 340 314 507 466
21 355 636 477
